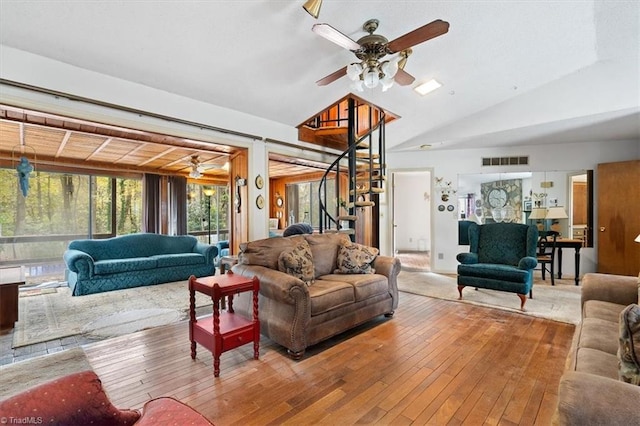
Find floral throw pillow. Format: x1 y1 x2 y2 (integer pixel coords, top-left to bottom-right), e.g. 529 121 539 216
335 241 379 274
618 303 640 385
278 241 315 285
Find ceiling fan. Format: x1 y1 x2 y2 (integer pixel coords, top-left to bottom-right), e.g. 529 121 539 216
313 18 449 91
187 155 228 179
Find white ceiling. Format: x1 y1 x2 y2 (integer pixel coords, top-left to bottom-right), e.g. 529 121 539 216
1 1 638 151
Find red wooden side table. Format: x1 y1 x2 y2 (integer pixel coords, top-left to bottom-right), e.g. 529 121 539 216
188 272 259 377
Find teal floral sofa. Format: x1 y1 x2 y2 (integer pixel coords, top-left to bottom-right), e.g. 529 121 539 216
456 222 538 310
64 233 217 296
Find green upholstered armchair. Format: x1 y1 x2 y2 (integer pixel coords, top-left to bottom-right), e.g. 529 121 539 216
456 222 539 310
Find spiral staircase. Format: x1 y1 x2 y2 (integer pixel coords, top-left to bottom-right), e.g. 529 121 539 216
298 95 397 246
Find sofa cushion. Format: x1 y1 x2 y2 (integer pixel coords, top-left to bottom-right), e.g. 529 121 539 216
578 317 620 355
335 241 379 274
153 253 205 268
304 233 350 277
0 370 140 425
583 299 626 323
94 257 157 275
239 235 303 270
618 303 640 385
320 273 389 302
574 347 619 379
308 279 355 316
278 240 315 285
136 397 213 425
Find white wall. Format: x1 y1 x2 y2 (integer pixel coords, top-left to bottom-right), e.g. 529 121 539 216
386 140 640 276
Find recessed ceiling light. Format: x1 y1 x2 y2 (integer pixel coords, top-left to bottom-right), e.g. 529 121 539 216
414 79 442 96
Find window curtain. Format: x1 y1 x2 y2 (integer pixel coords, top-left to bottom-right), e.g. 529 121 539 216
143 173 161 233
170 176 187 235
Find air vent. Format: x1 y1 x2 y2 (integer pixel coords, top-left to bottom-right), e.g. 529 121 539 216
482 156 529 167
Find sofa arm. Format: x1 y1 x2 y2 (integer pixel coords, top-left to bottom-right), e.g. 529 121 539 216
456 252 478 264
63 249 95 278
581 273 638 307
232 263 309 305
555 371 640 425
372 256 401 309
193 242 218 265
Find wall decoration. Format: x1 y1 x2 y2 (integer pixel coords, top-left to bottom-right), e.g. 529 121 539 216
256 194 265 209
480 178 522 223
447 204 455 212
438 204 445 212
435 177 457 202
255 175 264 189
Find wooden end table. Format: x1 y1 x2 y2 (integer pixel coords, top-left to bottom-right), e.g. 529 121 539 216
219 255 239 275
188 272 259 377
0 267 25 330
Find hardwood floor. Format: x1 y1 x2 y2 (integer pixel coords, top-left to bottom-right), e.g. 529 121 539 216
84 292 575 425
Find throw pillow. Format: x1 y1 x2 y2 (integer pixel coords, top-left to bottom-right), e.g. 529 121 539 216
335 241 379 274
618 303 640 385
278 240 315 285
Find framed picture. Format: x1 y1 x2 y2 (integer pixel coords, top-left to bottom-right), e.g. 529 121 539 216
523 200 532 212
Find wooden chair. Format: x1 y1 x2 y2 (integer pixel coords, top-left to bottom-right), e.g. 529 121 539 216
537 231 558 285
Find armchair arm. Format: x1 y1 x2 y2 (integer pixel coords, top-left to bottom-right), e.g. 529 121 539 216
581 273 638 307
518 256 538 270
456 252 478 264
63 249 94 278
232 264 309 305
193 243 218 265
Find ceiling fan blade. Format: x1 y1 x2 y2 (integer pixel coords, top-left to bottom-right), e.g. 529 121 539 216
387 19 450 53
394 68 415 86
316 66 347 86
312 23 361 51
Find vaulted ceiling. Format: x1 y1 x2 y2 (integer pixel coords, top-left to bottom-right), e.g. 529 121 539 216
0 1 638 153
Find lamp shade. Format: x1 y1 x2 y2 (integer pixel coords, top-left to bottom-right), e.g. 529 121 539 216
528 208 547 219
635 234 640 243
302 0 322 19
546 206 568 220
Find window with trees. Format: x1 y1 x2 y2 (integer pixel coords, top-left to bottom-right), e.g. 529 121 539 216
186 183 229 245
0 168 142 266
286 179 336 228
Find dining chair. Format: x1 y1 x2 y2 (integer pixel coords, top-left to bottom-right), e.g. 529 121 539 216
537 231 559 285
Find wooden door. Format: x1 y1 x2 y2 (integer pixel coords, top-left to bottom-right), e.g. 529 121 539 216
597 159 640 275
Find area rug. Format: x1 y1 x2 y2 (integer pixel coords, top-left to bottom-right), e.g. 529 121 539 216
14 280 213 348
397 271 582 324
0 347 92 399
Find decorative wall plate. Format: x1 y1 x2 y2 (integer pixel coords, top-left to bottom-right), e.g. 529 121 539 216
438 204 445 211
276 196 283 207
256 194 264 209
255 175 264 189
447 204 455 212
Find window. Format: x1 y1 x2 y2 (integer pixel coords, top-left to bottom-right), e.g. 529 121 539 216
187 183 229 244
0 168 142 266
286 179 336 228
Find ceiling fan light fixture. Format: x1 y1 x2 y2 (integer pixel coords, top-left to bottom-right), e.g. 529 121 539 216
381 76 394 92
363 67 380 89
414 78 442 96
380 60 398 79
302 0 322 19
189 169 202 179
346 63 363 80
350 79 364 92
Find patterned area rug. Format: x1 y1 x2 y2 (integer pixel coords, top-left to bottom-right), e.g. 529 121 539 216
14 280 213 348
397 271 581 324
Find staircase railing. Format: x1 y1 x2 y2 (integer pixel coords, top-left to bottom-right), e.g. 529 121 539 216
317 98 386 241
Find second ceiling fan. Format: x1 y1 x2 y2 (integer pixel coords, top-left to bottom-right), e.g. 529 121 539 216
313 18 449 91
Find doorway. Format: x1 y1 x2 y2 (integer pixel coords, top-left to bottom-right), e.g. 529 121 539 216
392 170 432 271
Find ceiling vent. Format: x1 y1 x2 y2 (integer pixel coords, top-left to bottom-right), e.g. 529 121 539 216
482 156 529 167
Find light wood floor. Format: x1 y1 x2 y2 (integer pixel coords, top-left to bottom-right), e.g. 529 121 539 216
84 292 575 425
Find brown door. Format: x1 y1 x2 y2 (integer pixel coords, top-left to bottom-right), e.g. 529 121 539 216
597 159 640 275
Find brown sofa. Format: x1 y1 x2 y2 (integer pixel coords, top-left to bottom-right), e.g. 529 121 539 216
555 273 640 425
231 233 400 359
